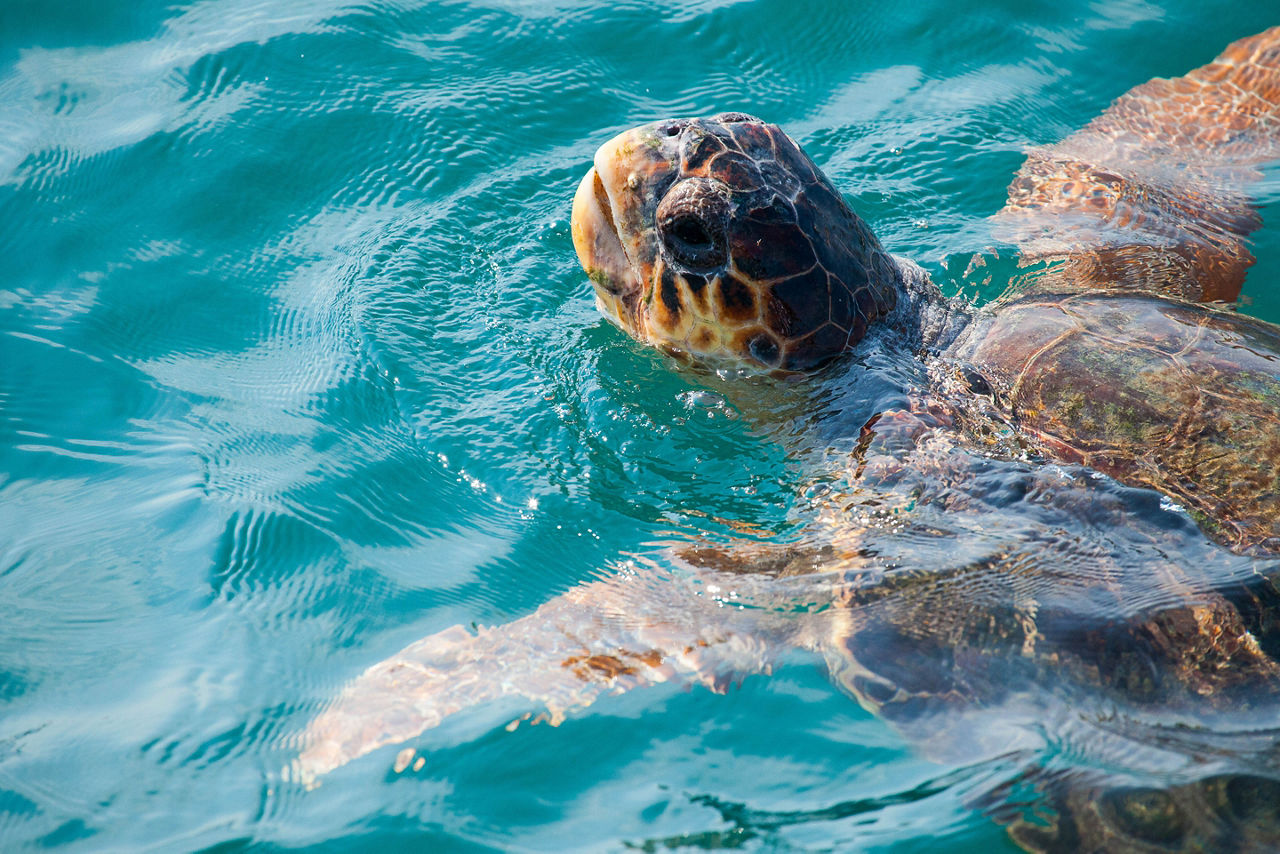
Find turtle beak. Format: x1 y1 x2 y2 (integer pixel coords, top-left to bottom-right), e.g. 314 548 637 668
572 128 657 331
572 166 634 329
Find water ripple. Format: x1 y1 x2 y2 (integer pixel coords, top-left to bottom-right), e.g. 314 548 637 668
3 0 1280 850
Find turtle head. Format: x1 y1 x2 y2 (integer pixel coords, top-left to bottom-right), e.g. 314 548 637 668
572 113 900 372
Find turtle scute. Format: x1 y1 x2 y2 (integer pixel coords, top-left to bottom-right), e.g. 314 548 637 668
953 292 1280 553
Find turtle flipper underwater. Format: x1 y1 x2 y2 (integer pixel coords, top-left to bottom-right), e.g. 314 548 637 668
299 26 1280 853
295 562 795 782
994 26 1280 303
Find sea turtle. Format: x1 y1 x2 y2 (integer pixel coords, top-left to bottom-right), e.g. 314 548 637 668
298 28 1280 853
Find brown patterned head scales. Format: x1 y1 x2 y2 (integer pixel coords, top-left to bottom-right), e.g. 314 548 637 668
571 114 901 372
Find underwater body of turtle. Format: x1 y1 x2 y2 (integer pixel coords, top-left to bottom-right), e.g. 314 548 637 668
301 28 1280 852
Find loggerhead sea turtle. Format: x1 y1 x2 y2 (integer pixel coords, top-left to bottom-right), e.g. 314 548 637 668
299 28 1280 853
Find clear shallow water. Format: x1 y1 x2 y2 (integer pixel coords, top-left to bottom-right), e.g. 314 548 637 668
2 1 1280 850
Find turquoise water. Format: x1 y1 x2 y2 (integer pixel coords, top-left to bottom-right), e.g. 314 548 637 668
3 1 1280 850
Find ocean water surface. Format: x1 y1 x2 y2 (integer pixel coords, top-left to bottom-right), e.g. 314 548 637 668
3 0 1280 850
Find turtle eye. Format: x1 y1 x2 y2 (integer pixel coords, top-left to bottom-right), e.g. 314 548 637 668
661 213 726 271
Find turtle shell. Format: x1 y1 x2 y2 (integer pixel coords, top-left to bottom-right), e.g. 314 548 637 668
951 292 1280 553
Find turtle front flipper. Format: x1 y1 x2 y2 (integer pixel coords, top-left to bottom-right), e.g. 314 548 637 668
294 564 795 785
994 27 1280 304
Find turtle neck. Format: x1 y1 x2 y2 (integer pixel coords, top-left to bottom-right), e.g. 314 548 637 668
885 255 971 355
